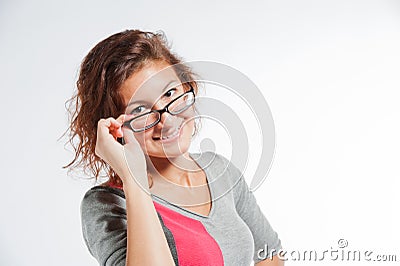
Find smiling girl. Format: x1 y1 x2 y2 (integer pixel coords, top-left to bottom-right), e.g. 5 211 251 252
65 29 282 266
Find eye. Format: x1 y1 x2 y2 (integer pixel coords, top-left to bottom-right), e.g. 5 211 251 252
131 105 147 115
163 88 177 98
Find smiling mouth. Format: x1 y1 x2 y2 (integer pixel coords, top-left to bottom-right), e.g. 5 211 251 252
153 123 183 141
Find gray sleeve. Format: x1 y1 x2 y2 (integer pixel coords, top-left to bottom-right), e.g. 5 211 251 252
224 156 282 264
80 187 127 266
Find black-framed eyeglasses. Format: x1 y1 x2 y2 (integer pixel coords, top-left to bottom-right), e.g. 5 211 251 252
123 83 196 132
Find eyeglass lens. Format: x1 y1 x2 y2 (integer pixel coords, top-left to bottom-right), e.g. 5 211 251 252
129 90 195 131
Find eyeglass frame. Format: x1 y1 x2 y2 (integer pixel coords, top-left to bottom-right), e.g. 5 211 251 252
123 83 196 132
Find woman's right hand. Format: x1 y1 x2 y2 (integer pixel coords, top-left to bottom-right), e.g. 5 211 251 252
95 114 149 188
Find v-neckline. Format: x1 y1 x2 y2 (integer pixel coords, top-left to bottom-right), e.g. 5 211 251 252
100 152 216 219
150 152 215 219
151 159 216 219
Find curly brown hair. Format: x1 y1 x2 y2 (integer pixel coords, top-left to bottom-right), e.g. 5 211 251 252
63 29 200 187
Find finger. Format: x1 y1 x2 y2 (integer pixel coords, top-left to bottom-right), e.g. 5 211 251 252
97 118 112 136
112 114 129 137
109 118 123 129
116 114 126 125
97 118 122 139
110 116 125 138
98 117 123 130
110 127 123 139
98 117 116 127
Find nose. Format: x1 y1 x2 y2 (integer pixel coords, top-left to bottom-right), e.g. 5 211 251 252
155 109 184 133
158 109 171 126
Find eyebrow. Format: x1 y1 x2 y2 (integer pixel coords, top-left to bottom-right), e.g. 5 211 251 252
127 80 179 108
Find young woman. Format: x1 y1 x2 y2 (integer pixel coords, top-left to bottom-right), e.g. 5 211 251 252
65 29 283 266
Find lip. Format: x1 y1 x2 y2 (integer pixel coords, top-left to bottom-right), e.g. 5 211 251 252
153 124 183 144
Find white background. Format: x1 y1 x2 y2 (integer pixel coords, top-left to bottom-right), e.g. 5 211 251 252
0 0 399 265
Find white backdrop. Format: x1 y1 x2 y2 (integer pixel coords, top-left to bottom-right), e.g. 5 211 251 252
0 0 399 265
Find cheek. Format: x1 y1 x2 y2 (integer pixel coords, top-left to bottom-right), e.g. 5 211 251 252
133 131 150 148
138 129 161 153
182 106 196 119
181 119 195 142
184 119 195 133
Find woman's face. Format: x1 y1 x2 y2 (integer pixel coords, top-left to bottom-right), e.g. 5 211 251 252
120 60 195 159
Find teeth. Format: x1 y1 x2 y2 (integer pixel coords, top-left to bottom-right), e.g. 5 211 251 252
161 125 181 140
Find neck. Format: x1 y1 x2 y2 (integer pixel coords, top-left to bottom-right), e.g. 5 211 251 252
146 152 199 186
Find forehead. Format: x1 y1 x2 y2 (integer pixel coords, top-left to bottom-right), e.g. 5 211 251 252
120 61 181 106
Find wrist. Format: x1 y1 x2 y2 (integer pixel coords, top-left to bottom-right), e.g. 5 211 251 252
122 173 151 196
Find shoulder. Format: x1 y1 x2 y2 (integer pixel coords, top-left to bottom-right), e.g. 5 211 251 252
191 151 245 189
192 151 244 176
79 185 128 264
82 184 125 200
190 151 233 170
80 185 126 216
